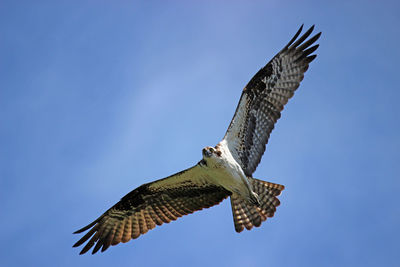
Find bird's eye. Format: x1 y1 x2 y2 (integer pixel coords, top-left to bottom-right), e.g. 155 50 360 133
210 147 215 153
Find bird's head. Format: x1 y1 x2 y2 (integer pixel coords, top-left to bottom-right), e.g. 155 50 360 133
202 146 222 159
202 146 215 158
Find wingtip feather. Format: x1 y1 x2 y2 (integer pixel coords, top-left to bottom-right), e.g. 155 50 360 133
297 32 321 51
284 24 304 49
73 219 98 234
306 54 317 63
289 25 315 49
304 44 319 56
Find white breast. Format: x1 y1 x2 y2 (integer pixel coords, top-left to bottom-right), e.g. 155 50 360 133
205 140 251 195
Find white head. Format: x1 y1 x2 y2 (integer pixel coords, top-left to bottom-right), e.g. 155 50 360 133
202 145 222 161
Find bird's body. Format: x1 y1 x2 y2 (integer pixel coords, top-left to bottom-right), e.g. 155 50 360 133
201 142 259 206
73 25 321 254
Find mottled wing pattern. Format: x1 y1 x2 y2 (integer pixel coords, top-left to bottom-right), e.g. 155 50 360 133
223 25 321 176
230 178 284 232
73 164 230 254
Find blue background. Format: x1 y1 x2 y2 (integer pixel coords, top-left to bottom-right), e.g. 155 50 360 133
1 1 399 266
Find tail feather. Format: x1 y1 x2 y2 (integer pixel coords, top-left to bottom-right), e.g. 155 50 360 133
230 178 284 233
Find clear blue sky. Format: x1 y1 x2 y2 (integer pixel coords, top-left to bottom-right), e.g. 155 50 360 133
1 1 399 266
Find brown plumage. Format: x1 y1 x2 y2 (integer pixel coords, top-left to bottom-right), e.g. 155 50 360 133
230 178 284 233
73 165 231 254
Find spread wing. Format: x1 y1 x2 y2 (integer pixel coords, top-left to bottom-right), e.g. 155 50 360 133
73 164 230 254
223 25 321 176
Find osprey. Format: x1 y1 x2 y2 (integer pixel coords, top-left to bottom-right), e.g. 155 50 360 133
73 25 321 254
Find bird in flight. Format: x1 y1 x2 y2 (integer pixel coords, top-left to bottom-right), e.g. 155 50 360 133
73 25 321 254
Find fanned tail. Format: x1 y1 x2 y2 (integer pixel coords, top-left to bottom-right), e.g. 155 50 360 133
230 178 284 232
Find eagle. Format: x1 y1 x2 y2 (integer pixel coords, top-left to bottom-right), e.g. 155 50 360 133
73 25 321 254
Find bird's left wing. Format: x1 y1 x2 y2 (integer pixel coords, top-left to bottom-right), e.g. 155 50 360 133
223 25 321 176
73 164 230 254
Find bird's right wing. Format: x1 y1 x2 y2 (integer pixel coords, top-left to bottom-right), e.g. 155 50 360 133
223 25 321 176
73 164 230 254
